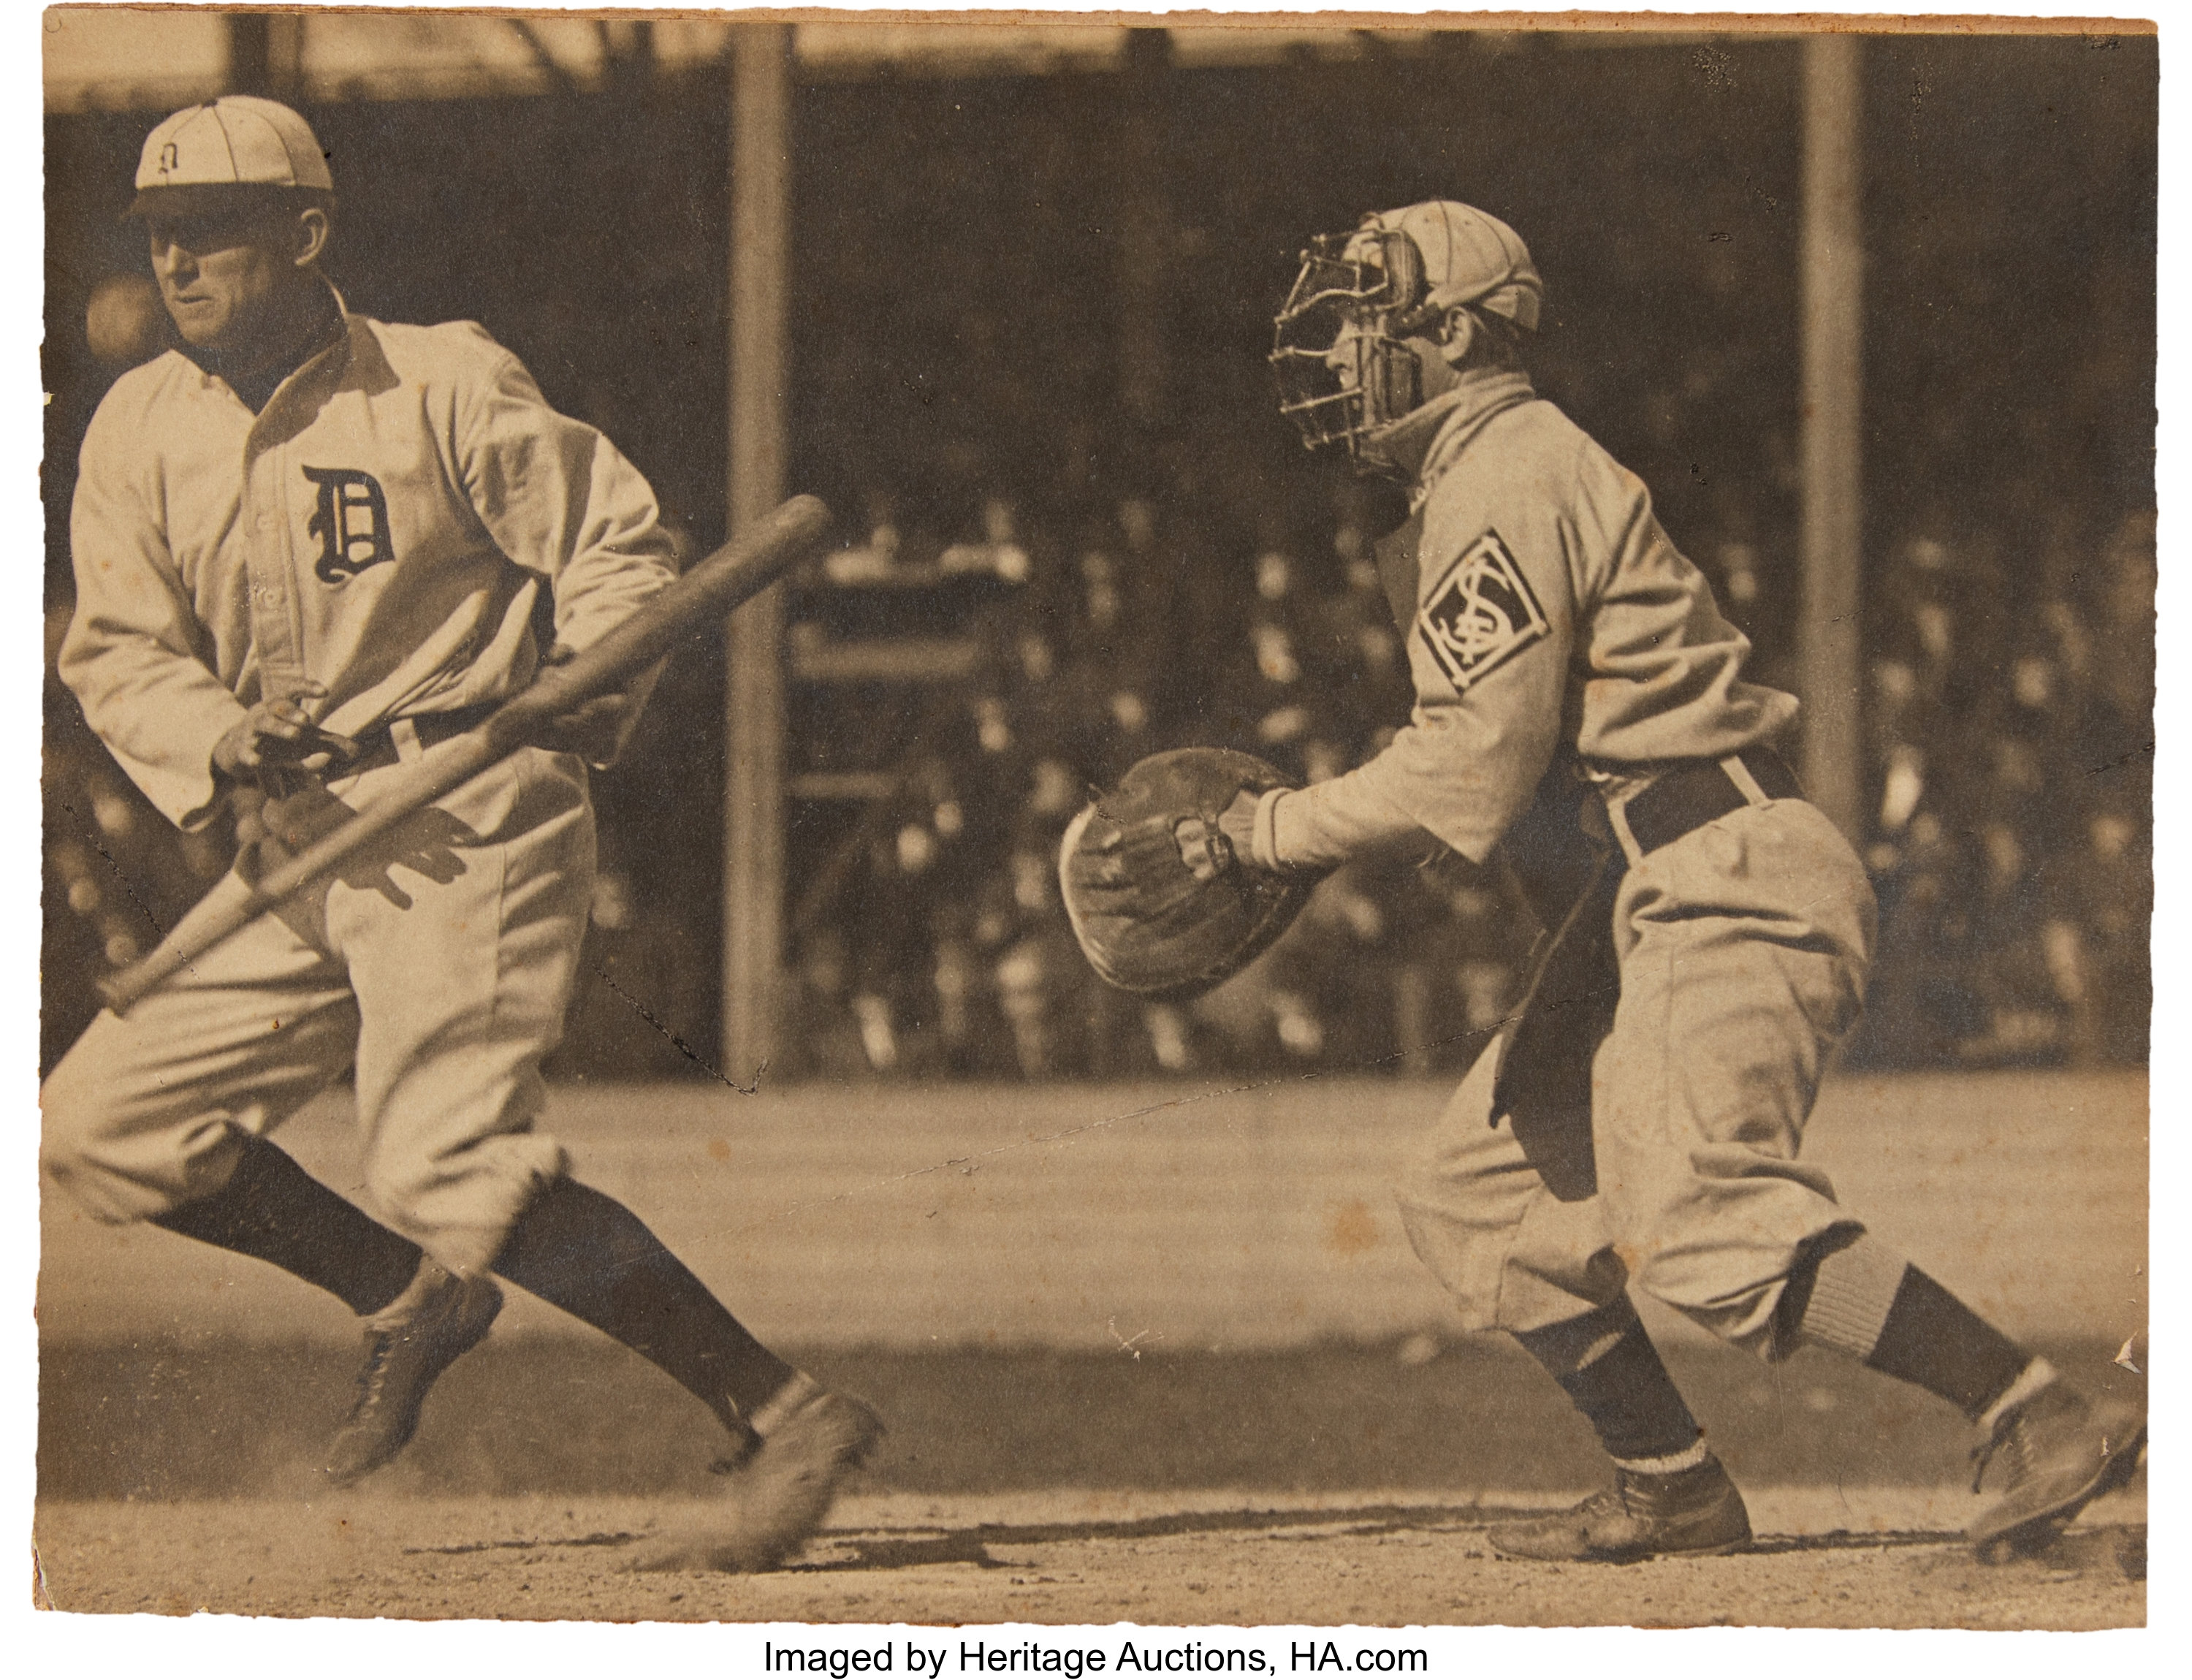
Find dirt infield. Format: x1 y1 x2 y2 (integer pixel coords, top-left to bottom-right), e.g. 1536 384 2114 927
34 1071 2150 1630
34 1339 2147 1628
36 1337 2147 1503
31 1486 2143 1627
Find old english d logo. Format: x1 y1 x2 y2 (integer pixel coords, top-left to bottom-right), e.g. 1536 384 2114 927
1415 529 1549 693
302 467 395 583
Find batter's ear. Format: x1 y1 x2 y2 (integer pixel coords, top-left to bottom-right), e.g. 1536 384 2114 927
292 205 330 270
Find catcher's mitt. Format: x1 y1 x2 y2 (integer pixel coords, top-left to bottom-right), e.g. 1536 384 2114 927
1059 748 1320 1001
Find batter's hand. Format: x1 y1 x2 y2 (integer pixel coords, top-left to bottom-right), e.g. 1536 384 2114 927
518 645 639 762
213 681 359 799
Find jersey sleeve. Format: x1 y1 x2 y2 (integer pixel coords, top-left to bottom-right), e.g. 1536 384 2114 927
454 340 680 763
1564 441 1795 760
58 393 252 831
1272 493 1576 870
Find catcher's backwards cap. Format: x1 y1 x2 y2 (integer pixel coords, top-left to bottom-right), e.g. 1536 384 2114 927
1355 200 1542 334
129 96 333 218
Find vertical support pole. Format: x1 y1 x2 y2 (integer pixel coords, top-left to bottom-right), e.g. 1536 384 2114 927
1798 36 1865 843
724 23 792 1079
1115 28 1172 435
225 12 304 99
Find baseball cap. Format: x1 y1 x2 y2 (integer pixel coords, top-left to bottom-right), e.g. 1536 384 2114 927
128 96 333 218
1360 201 1542 332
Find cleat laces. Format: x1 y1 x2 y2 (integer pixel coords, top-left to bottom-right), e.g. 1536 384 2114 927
346 1329 401 1421
1969 1413 2023 1494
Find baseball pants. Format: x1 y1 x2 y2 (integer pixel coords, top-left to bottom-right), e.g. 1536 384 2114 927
1396 795 1877 1358
42 744 595 1277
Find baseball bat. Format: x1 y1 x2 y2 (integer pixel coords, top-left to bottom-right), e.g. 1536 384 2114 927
99 493 833 1016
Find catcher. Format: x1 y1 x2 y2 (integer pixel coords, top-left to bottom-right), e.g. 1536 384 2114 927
1062 200 2142 1562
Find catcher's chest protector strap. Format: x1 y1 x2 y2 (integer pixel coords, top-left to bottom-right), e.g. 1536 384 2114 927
1373 509 1425 636
1491 765 1624 1204
1486 748 1812 1203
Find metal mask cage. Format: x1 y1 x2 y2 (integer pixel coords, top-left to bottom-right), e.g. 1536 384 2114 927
1269 231 1426 463
1273 231 1417 322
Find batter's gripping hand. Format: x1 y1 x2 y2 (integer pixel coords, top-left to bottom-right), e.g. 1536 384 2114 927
1059 748 1322 1001
514 644 643 762
211 680 359 799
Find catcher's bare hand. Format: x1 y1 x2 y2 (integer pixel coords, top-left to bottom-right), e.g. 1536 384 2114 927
212 681 359 798
1216 788 1268 873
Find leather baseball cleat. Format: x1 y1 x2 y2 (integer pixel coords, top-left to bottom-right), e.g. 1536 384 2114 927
1968 1380 2146 1562
628 1375 886 1573
1488 1455 1753 1563
324 1258 503 1486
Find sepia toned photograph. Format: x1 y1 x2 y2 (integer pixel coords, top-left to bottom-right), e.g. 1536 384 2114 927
31 5 2153 1633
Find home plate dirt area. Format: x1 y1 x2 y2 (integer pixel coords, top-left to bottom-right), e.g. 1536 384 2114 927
31 1483 2143 1628
35 1073 2147 1627
33 1338 2146 1627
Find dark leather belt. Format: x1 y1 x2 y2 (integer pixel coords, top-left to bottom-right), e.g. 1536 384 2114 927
1620 745 1803 857
343 701 501 775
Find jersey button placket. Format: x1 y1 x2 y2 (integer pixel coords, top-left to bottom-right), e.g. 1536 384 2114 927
241 433 306 696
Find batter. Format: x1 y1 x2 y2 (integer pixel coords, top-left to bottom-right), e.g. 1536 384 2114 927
42 97 876 1570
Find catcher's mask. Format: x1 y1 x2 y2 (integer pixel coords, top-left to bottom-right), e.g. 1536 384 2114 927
1269 225 1436 466
1272 202 1543 471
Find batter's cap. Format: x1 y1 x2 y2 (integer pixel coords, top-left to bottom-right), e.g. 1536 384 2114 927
128 96 333 217
1358 200 1542 333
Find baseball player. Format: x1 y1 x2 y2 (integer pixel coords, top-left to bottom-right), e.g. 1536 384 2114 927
41 96 875 1570
1233 200 2144 1562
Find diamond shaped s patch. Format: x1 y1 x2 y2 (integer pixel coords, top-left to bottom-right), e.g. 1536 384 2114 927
1415 529 1549 693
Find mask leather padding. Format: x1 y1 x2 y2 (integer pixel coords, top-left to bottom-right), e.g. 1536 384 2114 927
1361 335 1421 431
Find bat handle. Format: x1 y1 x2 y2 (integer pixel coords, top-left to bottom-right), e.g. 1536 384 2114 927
97 953 175 1016
96 893 257 1016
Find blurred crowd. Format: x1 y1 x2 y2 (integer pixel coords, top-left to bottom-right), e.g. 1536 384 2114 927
770 476 1537 1082
43 472 2155 1082
757 479 2156 1082
1857 509 2155 1068
41 455 2157 1087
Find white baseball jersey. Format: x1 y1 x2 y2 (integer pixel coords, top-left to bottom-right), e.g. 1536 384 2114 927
1271 368 1797 869
47 291 677 1271
61 290 677 830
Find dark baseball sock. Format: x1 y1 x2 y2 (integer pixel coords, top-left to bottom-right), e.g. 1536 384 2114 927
491 1177 796 1425
150 1133 422 1317
1514 1299 1705 1467
1792 1233 2031 1421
